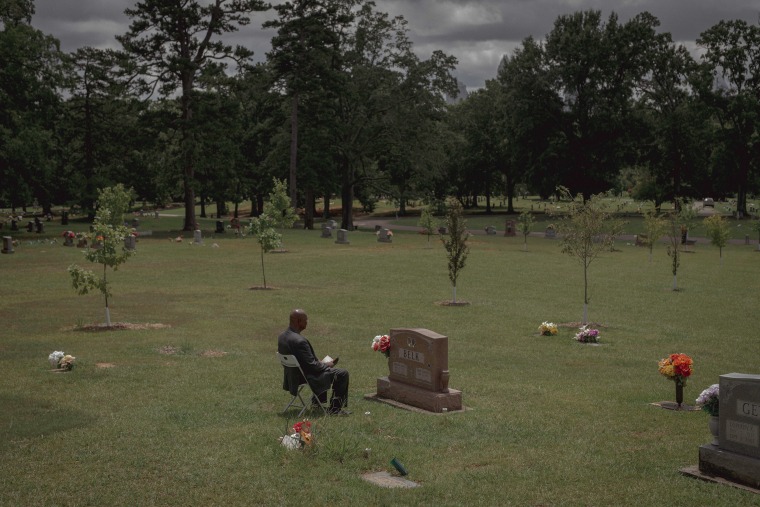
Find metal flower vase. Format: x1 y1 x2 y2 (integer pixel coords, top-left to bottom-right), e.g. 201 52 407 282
708 416 719 445
675 379 684 409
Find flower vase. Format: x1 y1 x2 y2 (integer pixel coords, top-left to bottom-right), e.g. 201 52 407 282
675 381 684 408
708 416 719 445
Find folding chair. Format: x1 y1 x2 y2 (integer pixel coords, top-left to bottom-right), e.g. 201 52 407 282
277 352 329 417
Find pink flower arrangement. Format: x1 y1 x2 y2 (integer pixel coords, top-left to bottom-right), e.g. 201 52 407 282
372 334 391 357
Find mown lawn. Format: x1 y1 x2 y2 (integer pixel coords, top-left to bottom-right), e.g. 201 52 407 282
0 215 758 506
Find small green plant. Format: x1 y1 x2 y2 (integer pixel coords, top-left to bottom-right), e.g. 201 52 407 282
704 214 731 263
517 210 534 251
642 208 667 263
68 184 136 326
554 190 613 324
440 199 470 304
418 206 439 246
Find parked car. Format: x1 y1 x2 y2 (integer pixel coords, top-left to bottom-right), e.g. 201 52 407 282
703 197 715 207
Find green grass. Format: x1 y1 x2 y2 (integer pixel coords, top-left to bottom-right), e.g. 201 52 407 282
1 217 759 506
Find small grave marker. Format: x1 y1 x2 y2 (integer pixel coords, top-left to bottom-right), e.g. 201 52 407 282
2 236 14 254
124 235 136 251
335 229 350 244
377 229 392 243
321 225 332 238
193 230 203 245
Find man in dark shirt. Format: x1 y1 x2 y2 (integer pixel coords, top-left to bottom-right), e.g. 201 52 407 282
278 309 350 415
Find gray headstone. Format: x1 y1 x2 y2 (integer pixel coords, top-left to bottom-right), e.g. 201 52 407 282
321 225 332 238
2 236 14 254
335 228 349 244
377 228 392 243
545 227 556 238
485 226 496 235
719 373 760 458
124 235 136 251
193 230 203 244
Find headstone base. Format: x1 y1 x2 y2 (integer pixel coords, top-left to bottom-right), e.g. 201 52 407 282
697 443 760 490
375 376 462 413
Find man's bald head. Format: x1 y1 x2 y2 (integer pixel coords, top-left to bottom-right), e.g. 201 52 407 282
289 309 308 332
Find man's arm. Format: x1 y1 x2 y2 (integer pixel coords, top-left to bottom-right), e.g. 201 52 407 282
289 335 329 376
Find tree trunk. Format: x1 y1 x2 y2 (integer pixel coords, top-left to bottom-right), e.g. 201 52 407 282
200 195 207 218
181 75 197 232
304 188 314 229
341 181 353 230
323 194 330 219
289 92 299 211
506 172 515 213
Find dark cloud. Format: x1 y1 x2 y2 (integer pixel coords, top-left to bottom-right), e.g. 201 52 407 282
31 0 760 89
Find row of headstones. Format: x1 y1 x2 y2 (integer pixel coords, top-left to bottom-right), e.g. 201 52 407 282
320 223 394 244
486 221 557 238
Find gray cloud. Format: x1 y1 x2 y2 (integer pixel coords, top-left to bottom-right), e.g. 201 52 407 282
31 0 760 90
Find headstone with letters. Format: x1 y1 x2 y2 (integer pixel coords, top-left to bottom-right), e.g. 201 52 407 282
698 373 760 489
375 328 462 413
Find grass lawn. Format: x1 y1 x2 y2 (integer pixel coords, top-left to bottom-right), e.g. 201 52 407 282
1 213 759 506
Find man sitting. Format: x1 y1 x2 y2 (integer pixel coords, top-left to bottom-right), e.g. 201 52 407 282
278 309 350 415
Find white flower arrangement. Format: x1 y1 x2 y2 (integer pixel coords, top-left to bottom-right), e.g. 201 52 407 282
48 350 76 370
49 351 64 368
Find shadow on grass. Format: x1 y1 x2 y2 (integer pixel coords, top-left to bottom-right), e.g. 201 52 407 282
0 394 96 449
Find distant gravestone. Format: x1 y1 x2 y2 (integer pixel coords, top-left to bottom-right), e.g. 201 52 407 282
321 225 332 238
438 226 448 235
35 221 44 234
131 218 139 228
193 230 203 245
327 219 338 229
485 226 496 235
374 328 462 413
545 227 556 239
215 220 225 234
154 211 159 219
124 235 136 251
504 220 516 237
377 229 392 243
335 229 349 244
10 220 18 231
2 236 14 254
698 373 760 489
61 211 69 225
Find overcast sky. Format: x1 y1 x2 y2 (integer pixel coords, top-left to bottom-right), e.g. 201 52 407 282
31 0 759 91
